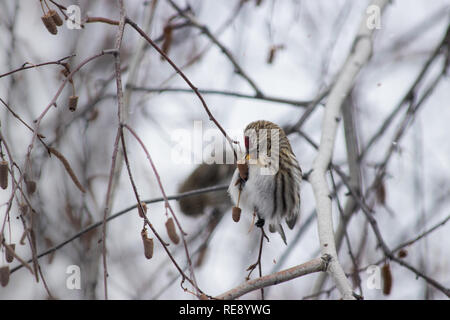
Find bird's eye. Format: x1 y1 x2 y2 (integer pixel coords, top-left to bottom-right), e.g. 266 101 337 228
244 136 249 150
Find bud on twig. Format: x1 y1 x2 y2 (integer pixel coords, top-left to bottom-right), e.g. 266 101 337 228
267 46 276 64
397 249 408 258
0 160 8 189
165 218 180 244
266 44 284 64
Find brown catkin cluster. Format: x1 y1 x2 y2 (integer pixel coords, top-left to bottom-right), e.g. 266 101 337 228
41 10 63 35
0 160 8 189
165 218 180 244
141 228 154 259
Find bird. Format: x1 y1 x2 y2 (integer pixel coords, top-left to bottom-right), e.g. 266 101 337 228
228 120 302 244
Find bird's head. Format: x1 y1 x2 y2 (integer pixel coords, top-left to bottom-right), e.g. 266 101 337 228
243 120 291 161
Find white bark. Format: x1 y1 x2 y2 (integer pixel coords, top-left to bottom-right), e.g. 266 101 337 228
309 0 389 300
216 257 328 300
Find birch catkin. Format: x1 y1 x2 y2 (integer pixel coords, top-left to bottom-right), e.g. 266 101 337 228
5 244 15 263
0 160 8 189
49 10 63 26
41 12 58 35
141 229 154 259
68 95 78 112
165 218 179 244
382 263 393 295
232 206 241 222
0 266 9 287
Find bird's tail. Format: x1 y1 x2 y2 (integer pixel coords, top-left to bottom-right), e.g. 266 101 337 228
269 223 287 245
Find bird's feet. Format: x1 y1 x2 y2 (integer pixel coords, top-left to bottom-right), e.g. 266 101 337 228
255 218 265 228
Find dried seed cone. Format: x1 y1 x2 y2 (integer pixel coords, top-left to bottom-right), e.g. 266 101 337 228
165 218 180 244
382 263 393 295
232 206 241 222
49 10 63 26
68 95 78 112
0 266 9 287
141 230 154 259
5 244 15 263
41 13 58 35
0 160 8 189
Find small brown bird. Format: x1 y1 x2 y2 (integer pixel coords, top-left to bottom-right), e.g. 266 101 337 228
228 120 302 244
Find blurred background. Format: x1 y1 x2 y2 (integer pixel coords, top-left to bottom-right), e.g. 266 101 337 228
0 0 449 299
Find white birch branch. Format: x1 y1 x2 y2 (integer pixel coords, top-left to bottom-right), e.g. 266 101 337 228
309 0 389 300
216 256 329 300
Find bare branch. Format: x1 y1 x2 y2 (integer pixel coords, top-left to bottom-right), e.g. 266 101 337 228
216 256 329 300
309 0 389 299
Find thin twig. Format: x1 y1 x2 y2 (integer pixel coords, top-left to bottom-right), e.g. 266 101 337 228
127 85 312 107
217 256 330 300
166 0 264 96
0 55 74 79
100 0 127 300
9 184 229 275
120 128 203 296
124 16 238 162
122 124 200 295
